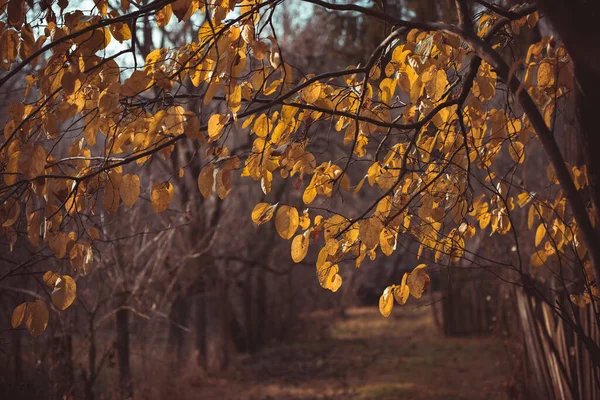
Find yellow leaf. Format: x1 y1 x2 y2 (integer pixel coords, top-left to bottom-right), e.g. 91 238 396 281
517 192 534 208
299 211 311 230
184 111 204 142
528 205 535 230
325 238 339 255
215 168 232 199
151 181 174 213
291 232 309 263
379 228 397 256
535 223 546 247
156 4 173 27
251 202 278 225
69 242 94 275
11 302 27 328
329 274 343 292
51 275 77 310
508 141 525 163
98 82 121 115
531 250 547 269
228 84 242 113
120 174 140 207
317 261 339 290
5 151 19 186
197 164 214 198
208 113 229 141
275 205 299 240
301 83 322 104
406 264 430 299
303 183 317 204
18 144 46 180
43 271 59 287
359 217 384 249
253 113 269 137
393 273 410 305
537 62 555 87
25 299 49 337
478 212 491 229
379 286 394 317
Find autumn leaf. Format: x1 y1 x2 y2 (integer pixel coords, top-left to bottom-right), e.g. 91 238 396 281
406 264 430 299
208 114 230 140
151 181 174 213
120 174 141 207
379 286 394 317
51 275 77 310
24 300 49 337
291 232 309 263
198 164 215 198
275 205 299 240
393 273 410 305
11 303 27 329
251 203 278 225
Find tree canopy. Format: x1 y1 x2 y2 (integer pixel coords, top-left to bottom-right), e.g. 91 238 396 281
0 0 597 346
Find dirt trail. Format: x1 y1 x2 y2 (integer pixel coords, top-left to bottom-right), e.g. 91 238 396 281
182 307 510 400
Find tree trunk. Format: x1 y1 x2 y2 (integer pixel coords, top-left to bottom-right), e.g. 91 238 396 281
245 268 266 352
537 0 600 236
195 287 207 369
116 307 133 399
48 334 74 400
169 294 191 367
12 328 21 383
84 316 96 400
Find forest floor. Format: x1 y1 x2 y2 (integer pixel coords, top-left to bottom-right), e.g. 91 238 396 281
176 306 511 400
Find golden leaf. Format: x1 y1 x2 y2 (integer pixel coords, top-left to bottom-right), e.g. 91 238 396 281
43 271 59 287
215 168 232 199
537 62 555 87
379 286 394 317
208 113 229 141
508 141 525 163
535 223 546 247
253 113 269 137
151 181 174 213
25 299 49 337
359 217 384 249
120 174 140 207
478 212 491 229
11 302 27 329
198 164 214 198
275 205 299 240
291 232 309 263
316 261 339 290
393 273 410 305
301 83 322 104
18 144 46 180
51 275 77 311
329 274 343 292
406 264 430 299
531 250 547 269
251 202 278 225
98 82 121 115
303 183 317 204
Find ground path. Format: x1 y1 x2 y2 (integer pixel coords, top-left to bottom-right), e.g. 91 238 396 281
183 307 510 400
